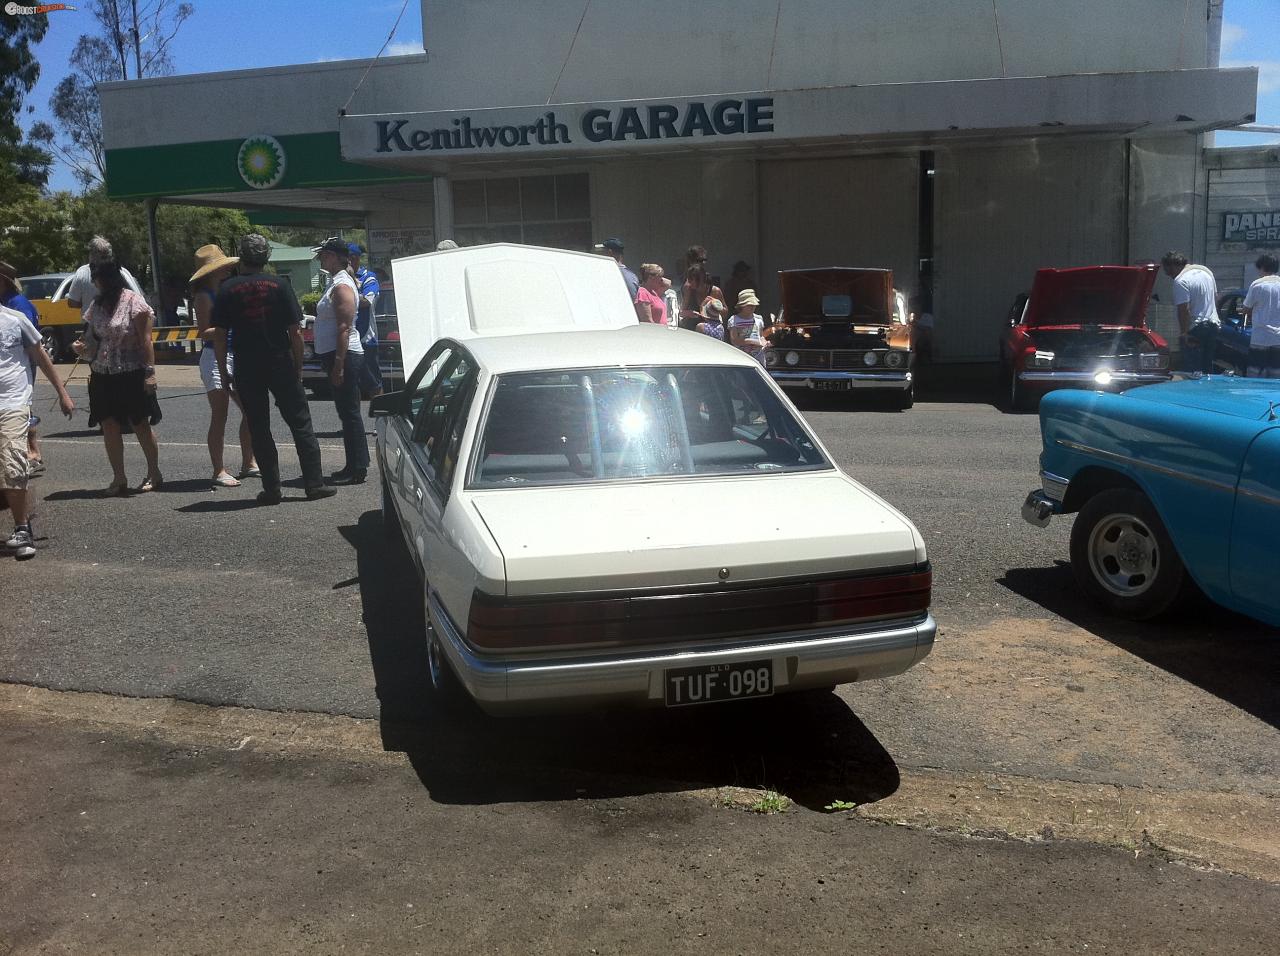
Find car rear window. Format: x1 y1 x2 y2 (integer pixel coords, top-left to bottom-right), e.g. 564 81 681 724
470 365 830 487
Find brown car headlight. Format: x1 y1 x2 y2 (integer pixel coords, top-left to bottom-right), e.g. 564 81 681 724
764 349 778 367
862 351 879 367
884 350 906 369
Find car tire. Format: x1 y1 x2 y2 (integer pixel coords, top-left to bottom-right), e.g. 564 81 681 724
893 384 914 411
1008 370 1032 412
423 592 466 709
39 327 61 362
1068 488 1187 620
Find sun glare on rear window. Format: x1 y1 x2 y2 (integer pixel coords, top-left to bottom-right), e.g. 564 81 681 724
469 366 830 487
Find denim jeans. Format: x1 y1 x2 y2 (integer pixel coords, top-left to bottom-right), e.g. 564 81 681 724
234 355 325 492
319 350 370 473
1184 322 1219 374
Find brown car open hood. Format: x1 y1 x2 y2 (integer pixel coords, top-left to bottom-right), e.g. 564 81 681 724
1023 265 1158 329
779 268 895 327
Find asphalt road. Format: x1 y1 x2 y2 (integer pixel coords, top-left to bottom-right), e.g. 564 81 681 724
4 369 1278 952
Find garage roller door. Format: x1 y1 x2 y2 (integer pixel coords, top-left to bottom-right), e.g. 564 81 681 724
759 156 919 319
934 140 1125 361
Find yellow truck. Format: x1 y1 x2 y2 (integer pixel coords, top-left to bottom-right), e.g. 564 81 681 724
20 273 78 361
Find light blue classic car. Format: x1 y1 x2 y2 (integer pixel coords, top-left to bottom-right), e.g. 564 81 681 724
1022 377 1280 627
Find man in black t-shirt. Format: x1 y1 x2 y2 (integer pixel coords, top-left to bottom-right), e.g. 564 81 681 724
212 234 335 504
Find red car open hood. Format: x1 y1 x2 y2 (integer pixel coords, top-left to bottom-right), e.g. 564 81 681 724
1023 266 1158 329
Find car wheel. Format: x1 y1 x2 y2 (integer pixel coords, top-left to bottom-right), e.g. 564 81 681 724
40 328 60 362
893 384 914 410
1008 370 1032 412
423 593 465 707
1068 488 1187 620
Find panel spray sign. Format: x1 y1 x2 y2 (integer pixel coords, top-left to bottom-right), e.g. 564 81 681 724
1223 210 1280 245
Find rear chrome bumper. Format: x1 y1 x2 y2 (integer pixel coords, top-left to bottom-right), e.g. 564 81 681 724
769 370 912 390
1016 370 1170 387
429 593 935 715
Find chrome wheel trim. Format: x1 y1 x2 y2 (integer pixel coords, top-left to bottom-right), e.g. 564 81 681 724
1087 512 1159 598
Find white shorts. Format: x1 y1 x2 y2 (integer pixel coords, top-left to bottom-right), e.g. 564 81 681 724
199 347 234 392
0 407 31 491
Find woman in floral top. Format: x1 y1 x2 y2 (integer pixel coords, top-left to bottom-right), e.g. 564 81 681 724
73 260 162 495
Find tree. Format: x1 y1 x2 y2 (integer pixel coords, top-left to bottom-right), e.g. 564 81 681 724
48 0 194 187
0 191 79 274
0 10 54 198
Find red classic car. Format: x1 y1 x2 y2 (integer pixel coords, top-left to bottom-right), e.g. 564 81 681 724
998 265 1170 410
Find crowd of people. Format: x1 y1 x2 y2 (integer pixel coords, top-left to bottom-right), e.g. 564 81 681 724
4 233 1278 563
597 238 770 361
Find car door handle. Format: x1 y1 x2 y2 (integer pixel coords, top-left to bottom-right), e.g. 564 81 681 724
394 446 401 458
415 487 424 503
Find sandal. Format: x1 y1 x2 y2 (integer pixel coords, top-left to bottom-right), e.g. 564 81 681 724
104 478 128 497
237 466 261 479
137 472 163 493
212 472 241 488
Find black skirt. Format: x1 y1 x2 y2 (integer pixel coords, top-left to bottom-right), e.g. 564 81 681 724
87 369 162 429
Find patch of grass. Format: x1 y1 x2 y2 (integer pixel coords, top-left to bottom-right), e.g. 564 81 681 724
748 790 791 814
823 800 857 812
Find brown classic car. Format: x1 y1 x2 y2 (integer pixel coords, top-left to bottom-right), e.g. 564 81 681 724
764 268 915 409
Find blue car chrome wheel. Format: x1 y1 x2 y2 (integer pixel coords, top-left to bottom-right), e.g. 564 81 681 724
1069 488 1186 620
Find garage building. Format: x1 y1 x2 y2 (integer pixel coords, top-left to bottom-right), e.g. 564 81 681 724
99 0 1258 361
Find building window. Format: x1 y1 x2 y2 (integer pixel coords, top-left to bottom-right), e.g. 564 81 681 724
453 173 591 251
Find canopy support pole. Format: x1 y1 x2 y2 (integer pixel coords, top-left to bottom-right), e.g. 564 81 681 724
145 198 164 315
433 175 454 243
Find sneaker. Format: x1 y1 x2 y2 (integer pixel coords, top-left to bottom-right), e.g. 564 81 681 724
27 459 46 477
4 522 33 549
330 468 367 486
305 484 337 501
256 488 283 506
8 527 35 560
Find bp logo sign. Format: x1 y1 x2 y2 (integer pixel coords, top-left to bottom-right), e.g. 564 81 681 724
237 135 287 189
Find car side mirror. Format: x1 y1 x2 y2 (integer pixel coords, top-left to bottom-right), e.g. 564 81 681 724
369 390 404 418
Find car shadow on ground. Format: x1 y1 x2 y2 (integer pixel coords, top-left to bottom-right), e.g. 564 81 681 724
341 510 901 810
1000 562 1280 729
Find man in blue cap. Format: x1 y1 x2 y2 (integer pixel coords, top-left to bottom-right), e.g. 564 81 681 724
596 237 639 302
348 242 383 397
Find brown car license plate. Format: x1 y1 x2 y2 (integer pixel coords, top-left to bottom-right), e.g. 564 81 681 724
664 660 774 707
813 379 850 392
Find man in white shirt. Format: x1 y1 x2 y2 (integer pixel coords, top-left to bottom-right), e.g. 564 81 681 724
1161 250 1220 374
66 236 144 315
1 304 75 559
1243 253 1280 379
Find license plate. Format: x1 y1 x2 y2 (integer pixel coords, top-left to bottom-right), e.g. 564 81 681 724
813 380 850 392
664 659 774 707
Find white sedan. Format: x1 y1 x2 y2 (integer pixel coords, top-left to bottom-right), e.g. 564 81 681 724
373 245 935 714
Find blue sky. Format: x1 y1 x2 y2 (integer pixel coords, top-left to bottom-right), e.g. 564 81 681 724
20 0 1280 194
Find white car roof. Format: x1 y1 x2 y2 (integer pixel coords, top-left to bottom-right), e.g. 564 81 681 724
449 324 759 377
391 243 638 372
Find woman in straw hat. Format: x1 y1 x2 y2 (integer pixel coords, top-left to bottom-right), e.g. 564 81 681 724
190 244 257 488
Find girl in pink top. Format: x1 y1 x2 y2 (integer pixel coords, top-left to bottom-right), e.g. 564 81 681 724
633 264 667 324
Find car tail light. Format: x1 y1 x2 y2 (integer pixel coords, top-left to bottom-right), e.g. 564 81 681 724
466 569 931 651
1140 352 1168 370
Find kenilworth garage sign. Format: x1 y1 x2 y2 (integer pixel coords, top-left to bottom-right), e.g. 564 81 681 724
372 99 776 154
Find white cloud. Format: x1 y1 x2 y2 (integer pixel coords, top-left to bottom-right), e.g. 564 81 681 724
385 40 423 57
1221 21 1246 56
1223 58 1280 95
